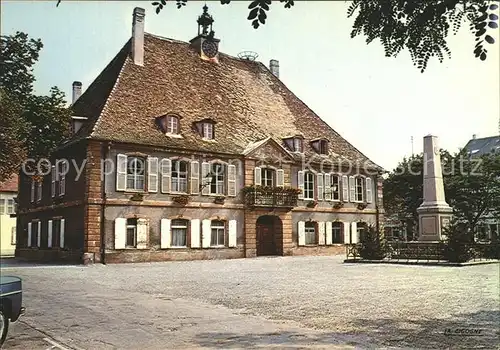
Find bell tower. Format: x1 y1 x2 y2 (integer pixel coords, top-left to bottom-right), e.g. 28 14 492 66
190 4 220 63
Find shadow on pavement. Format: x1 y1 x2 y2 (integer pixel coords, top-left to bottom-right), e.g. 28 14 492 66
193 310 500 349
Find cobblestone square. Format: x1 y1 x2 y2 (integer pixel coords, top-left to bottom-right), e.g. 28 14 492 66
2 256 499 349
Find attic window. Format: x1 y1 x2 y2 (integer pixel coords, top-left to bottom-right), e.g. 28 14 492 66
157 114 181 135
202 122 214 139
195 119 216 140
283 136 303 153
311 139 329 155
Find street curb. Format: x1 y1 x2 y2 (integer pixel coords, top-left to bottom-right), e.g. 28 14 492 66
343 259 500 267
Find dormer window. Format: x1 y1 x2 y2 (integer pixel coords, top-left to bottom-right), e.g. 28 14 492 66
311 139 329 155
157 114 181 135
166 115 179 134
194 119 216 140
283 136 304 153
202 122 214 139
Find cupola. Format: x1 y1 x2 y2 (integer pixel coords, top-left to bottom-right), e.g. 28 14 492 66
189 5 220 63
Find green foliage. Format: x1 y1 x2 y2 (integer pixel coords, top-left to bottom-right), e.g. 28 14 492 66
133 0 499 72
446 151 500 234
0 32 71 181
359 225 387 260
0 89 28 180
0 32 43 100
348 0 499 72
384 150 500 237
442 220 473 262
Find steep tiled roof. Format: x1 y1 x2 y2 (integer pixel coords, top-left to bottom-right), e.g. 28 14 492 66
463 136 500 158
0 173 18 192
70 33 381 170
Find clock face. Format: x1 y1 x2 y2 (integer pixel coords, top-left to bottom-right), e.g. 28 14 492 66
202 40 218 58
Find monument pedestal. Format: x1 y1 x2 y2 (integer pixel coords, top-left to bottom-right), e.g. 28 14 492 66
417 204 452 241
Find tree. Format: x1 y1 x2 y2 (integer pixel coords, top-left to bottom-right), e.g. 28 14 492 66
383 149 500 240
446 151 500 234
0 89 27 180
0 32 71 181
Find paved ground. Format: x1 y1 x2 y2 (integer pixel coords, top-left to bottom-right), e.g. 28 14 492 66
1 256 499 349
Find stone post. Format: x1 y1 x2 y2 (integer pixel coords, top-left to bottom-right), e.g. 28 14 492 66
417 135 453 241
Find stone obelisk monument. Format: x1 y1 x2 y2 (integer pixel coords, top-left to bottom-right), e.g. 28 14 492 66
417 135 453 241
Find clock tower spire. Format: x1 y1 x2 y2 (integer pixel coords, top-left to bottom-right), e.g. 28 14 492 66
190 4 220 63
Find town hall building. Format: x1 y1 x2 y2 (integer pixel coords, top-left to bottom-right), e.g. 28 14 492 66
15 6 384 264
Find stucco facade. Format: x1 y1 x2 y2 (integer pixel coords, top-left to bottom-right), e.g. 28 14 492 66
15 6 384 264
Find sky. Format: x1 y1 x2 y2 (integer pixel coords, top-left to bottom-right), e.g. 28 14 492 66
2 1 499 171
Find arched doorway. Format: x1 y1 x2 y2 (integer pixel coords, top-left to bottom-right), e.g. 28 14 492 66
256 215 283 256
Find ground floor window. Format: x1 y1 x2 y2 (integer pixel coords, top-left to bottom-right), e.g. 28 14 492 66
332 222 343 243
53 219 61 248
31 221 39 247
171 219 188 247
211 220 225 246
126 218 137 248
305 222 316 245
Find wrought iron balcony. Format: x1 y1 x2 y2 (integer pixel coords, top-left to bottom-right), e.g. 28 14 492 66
243 186 299 208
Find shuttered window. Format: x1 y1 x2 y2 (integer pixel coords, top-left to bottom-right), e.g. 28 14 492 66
171 160 188 193
303 172 315 200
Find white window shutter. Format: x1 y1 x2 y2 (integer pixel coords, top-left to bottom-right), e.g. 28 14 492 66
60 219 65 248
160 219 171 248
114 218 126 249
298 171 304 199
51 166 56 197
136 218 148 249
190 219 200 248
37 181 42 201
37 221 41 247
318 221 326 245
47 220 53 248
343 222 351 244
325 222 333 245
161 159 172 193
190 161 200 194
298 221 305 246
59 162 66 196
202 219 211 248
228 164 237 197
27 222 32 247
276 169 284 187
228 220 237 247
30 180 35 203
317 174 324 201
148 157 159 193
342 175 349 202
254 167 262 186
324 173 332 201
349 176 355 202
366 177 373 203
201 162 210 195
116 154 127 191
351 222 358 243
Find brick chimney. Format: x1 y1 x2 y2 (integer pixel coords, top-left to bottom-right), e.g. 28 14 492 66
72 81 82 104
472 134 477 140
270 59 279 78
132 7 146 66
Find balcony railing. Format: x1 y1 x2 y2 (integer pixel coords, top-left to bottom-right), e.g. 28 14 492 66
243 186 299 208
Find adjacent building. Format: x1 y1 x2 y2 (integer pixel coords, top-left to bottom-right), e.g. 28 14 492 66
1 174 18 257
463 134 500 241
15 6 384 264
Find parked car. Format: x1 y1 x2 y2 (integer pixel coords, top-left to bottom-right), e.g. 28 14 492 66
0 276 25 346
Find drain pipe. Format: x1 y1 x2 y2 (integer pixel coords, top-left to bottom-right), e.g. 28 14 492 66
99 142 110 264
